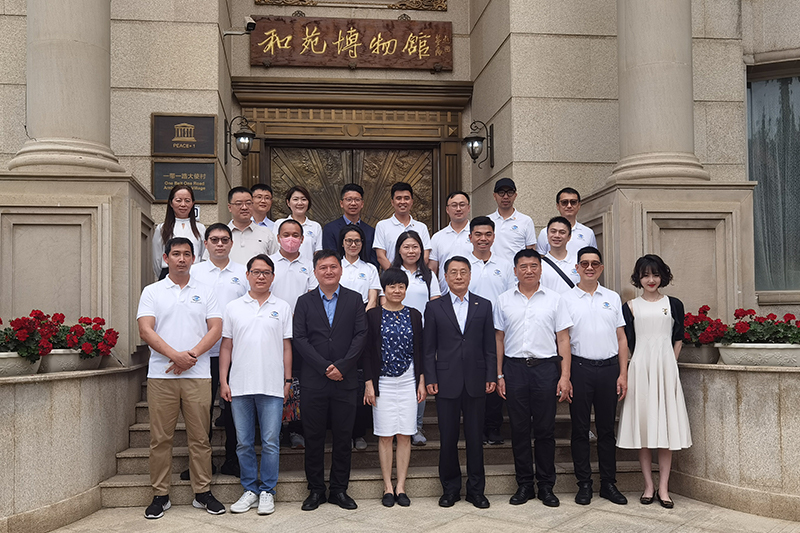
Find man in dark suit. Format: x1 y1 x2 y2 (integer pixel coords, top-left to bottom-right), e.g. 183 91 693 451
321 184 378 267
293 249 368 511
424 256 497 509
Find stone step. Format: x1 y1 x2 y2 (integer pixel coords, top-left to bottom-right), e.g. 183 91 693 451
100 461 646 507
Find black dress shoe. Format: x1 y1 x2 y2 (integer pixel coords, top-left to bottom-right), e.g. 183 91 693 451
219 460 240 478
537 486 560 507
329 491 358 510
301 491 326 511
509 485 535 505
395 493 411 507
600 482 628 505
381 492 395 507
466 493 490 509
438 492 461 507
574 483 592 505
485 430 504 445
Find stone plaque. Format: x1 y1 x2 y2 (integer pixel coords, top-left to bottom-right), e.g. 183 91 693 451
250 16 452 71
152 114 217 157
152 161 216 203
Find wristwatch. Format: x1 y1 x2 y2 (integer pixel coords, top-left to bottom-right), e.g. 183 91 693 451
497 374 505 379
285 378 293 383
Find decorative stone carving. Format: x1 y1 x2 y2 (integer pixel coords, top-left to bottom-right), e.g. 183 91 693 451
716 343 800 367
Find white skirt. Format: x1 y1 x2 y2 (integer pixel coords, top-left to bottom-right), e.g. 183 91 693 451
372 363 417 437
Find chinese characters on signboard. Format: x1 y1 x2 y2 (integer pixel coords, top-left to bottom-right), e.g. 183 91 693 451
250 16 453 70
152 162 216 203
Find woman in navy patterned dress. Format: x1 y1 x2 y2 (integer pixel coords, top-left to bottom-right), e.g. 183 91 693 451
363 268 426 507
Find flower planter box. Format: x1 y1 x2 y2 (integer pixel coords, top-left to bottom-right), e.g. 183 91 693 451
679 344 720 364
39 349 103 373
0 352 42 377
716 343 800 367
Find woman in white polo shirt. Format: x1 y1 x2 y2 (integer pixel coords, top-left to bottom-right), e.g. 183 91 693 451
152 185 205 280
274 185 323 262
337 225 380 310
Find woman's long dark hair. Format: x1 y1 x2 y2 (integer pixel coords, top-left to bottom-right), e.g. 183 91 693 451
391 230 432 297
161 185 201 244
338 224 370 263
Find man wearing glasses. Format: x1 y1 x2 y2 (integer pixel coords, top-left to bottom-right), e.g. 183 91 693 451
536 187 597 255
560 247 629 506
488 178 537 264
428 191 473 295
322 184 378 268
223 187 279 264
251 184 276 233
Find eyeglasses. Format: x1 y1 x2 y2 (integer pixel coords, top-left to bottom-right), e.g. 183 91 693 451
342 198 363 204
496 190 515 197
559 199 580 207
344 239 362 246
230 201 253 208
579 260 603 269
208 237 231 244
249 270 273 278
447 202 469 209
252 194 271 201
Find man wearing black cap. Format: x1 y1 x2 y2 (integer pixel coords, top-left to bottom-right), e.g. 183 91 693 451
487 178 537 265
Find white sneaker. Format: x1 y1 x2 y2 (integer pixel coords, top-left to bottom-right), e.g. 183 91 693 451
411 429 427 446
258 491 275 515
231 490 259 513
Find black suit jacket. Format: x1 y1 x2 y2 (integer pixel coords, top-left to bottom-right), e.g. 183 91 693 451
322 217 378 268
293 285 368 390
423 293 497 399
362 306 424 397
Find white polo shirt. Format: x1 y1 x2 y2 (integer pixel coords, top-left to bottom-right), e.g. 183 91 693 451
274 215 323 262
561 284 625 360
137 276 222 379
467 252 514 306
373 214 432 264
340 257 381 304
400 265 441 317
152 219 206 278
488 209 537 264
537 221 597 256
540 252 580 294
429 223 473 294
494 284 572 359
190 259 249 357
269 252 317 312
212 221 278 266
222 293 293 398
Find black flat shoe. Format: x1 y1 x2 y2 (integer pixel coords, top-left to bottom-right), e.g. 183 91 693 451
395 493 411 507
656 491 674 509
381 492 395 507
640 493 654 505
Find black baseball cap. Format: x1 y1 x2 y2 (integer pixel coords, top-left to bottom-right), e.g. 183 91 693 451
494 178 516 192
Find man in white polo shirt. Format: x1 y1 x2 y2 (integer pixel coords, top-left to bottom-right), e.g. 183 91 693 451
561 246 628 506
225 187 279 264
536 187 597 255
220 254 293 516
488 178 537 263
137 237 225 519
373 182 432 270
494 249 572 508
540 216 580 294
428 191 473 294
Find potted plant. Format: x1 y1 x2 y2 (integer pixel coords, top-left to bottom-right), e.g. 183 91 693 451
716 309 800 367
0 310 59 376
40 316 119 373
681 305 726 364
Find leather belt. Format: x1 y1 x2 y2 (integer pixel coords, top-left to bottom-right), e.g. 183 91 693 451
505 355 562 368
572 355 619 367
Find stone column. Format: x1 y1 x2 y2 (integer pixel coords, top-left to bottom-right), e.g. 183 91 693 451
611 0 708 181
8 0 123 172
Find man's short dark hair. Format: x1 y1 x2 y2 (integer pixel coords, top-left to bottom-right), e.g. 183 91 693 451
251 183 273 195
444 255 471 272
247 254 274 272
391 182 413 198
204 223 232 240
341 183 364 199
313 249 341 268
470 216 495 232
380 267 409 290
513 248 541 267
556 187 581 203
577 246 602 263
228 186 252 203
547 216 572 235
446 191 470 203
278 219 304 235
631 254 673 288
164 237 194 256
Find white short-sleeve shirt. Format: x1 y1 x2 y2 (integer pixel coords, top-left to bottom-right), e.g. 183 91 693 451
537 221 597 256
488 209 537 265
467 252 514 307
400 265 441 317
373 215 432 264
494 284 573 359
190 259 249 357
137 276 222 379
340 258 381 304
274 215 323 262
269 252 317 312
222 293 293 398
540 252 580 294
561 285 625 360
152 219 206 278
429 223 473 294
209 221 278 266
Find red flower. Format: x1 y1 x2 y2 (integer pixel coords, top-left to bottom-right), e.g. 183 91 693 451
52 313 65 325
746 309 757 316
734 322 750 334
734 308 747 319
15 330 29 342
78 316 92 325
91 323 102 331
98 342 111 356
66 334 79 348
38 339 52 355
754 316 767 324
766 313 778 321
92 317 105 326
69 325 85 337
784 313 796 322
80 342 93 354
103 329 119 346
699 305 711 314
29 310 45 320
684 332 691 341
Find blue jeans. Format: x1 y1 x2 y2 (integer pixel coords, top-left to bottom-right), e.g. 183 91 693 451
231 394 283 494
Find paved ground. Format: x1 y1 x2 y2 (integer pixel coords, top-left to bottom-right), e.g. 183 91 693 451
53 493 800 533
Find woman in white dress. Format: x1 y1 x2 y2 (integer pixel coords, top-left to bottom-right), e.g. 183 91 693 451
363 268 426 507
337 224 380 310
274 185 322 262
152 185 205 279
617 254 691 509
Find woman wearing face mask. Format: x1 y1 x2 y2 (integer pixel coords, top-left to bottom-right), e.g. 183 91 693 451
390 230 440 446
337 225 380 310
275 185 323 261
152 185 205 280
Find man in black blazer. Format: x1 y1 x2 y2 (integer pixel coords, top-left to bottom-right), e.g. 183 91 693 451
424 256 497 509
321 184 378 267
293 250 368 511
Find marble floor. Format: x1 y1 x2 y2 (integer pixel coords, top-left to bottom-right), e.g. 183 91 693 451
53 493 800 533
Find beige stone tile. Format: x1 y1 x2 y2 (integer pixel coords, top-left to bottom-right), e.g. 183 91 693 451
557 508 674 532
737 372 782 489
2 0 25 15
676 368 706 477
0 14 25 84
111 0 217 23
469 0 510 76
746 0 800 54
0 386 15 519
0 84 27 159
693 39 745 103
703 370 740 485
470 0 492 32
691 504 798 533
50 380 83 503
703 0 742 39
510 0 616 36
14 382 54 514
704 164 746 183
705 102 746 165
779 375 800 494
472 39 512 121
694 102 708 161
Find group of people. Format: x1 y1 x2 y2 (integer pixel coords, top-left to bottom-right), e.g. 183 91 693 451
137 177 692 520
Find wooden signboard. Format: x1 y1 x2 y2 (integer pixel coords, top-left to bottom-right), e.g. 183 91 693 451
250 16 453 71
152 114 217 157
152 161 216 203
